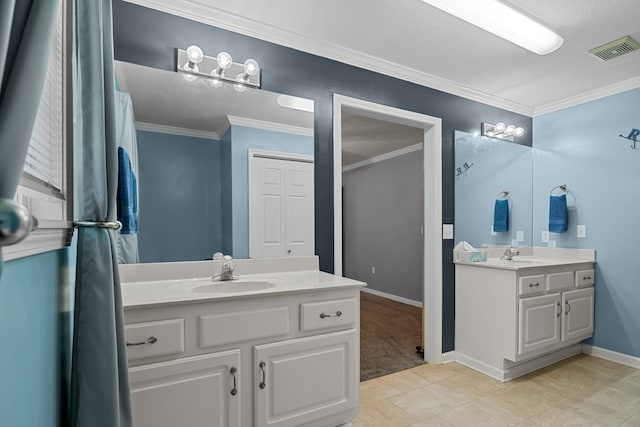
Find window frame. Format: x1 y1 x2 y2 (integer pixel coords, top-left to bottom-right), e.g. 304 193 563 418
3 0 74 261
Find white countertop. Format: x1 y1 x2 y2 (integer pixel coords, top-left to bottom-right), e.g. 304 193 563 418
455 256 595 271
120 256 366 309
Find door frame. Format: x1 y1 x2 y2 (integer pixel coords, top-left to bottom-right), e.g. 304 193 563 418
333 94 443 364
248 148 314 259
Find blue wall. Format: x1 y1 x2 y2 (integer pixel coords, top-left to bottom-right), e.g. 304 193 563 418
0 246 75 427
229 125 314 258
137 130 222 262
533 88 640 357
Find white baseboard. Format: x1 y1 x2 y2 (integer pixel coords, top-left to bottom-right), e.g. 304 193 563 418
455 345 582 382
441 351 455 364
360 287 422 307
582 344 640 369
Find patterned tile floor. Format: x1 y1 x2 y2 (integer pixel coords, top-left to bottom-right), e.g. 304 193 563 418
354 354 640 426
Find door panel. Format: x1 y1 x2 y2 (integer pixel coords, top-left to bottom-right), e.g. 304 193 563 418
518 293 561 355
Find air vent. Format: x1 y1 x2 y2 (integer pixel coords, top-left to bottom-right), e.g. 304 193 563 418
589 36 640 61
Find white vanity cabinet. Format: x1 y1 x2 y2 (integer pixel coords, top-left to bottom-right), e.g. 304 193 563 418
123 288 360 427
455 257 595 382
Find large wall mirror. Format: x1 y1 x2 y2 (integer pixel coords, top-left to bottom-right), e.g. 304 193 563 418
114 61 315 263
454 131 533 248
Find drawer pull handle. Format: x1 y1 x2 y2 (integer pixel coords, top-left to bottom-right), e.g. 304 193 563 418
565 301 571 315
230 367 238 396
259 362 266 389
126 336 158 346
556 302 562 317
583 276 591 280
529 282 540 288
320 310 342 319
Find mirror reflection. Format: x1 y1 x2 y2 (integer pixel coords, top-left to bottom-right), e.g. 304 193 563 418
454 131 533 248
114 61 315 263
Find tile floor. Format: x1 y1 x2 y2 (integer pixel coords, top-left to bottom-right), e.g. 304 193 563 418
354 354 640 426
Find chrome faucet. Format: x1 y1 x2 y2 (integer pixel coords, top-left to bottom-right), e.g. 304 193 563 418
500 246 520 260
212 252 238 281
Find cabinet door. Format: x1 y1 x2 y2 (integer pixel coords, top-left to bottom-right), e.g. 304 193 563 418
518 293 561 355
254 329 357 427
129 350 241 427
562 287 594 342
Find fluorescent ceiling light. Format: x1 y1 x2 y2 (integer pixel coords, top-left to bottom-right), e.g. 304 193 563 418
421 0 564 55
277 95 314 113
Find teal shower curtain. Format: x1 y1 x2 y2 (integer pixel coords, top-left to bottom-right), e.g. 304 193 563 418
0 0 58 275
70 0 132 425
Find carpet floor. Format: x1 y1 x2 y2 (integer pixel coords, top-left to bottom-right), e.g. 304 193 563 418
359 291 425 381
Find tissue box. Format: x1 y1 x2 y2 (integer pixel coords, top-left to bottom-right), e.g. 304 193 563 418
456 250 488 262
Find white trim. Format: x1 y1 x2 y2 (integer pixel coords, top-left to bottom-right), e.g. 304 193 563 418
2 227 71 261
534 75 640 116
360 287 422 308
455 344 582 382
134 121 219 140
122 0 535 116
342 143 423 173
441 351 455 364
334 94 443 365
582 344 640 369
227 115 314 137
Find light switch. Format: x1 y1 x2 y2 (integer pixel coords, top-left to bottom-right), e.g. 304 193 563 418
541 231 550 243
443 224 454 240
577 225 586 238
548 240 556 248
516 230 524 242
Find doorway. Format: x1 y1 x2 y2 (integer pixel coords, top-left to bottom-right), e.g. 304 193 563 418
333 95 443 367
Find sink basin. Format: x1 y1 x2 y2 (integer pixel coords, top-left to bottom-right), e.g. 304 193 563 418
191 280 276 294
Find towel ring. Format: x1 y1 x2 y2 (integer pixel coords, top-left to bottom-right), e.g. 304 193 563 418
496 190 510 199
550 184 568 195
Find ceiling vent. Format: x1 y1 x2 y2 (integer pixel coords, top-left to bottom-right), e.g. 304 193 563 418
589 36 640 61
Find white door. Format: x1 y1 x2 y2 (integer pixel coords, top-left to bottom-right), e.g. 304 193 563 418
250 155 314 258
254 329 358 427
518 293 561 355
129 350 241 427
562 287 594 342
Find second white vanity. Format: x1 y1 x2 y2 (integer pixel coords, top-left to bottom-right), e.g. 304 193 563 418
454 247 595 381
119 256 365 427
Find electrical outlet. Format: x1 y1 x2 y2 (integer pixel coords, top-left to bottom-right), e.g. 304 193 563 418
516 230 524 242
443 224 454 240
371 266 375 274
541 231 550 243
577 225 586 238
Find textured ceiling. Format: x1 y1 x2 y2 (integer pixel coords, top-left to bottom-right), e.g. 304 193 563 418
125 0 640 115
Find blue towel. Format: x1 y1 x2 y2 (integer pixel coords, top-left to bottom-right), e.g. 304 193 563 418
117 147 138 234
549 194 568 233
493 199 509 232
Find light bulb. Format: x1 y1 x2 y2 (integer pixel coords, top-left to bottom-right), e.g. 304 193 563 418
216 51 233 69
505 124 516 134
243 59 259 76
514 127 525 137
234 73 248 92
209 78 222 88
185 45 204 64
494 122 506 132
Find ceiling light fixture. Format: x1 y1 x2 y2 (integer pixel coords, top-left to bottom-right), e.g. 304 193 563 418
176 45 261 90
482 122 524 142
420 0 564 55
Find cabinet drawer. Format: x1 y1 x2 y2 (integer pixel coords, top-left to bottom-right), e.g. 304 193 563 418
300 298 357 331
546 271 574 292
518 275 545 296
125 319 184 361
575 269 595 288
199 306 290 348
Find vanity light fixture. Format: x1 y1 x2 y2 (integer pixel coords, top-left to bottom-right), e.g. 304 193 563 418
482 122 525 142
177 45 261 91
420 0 564 55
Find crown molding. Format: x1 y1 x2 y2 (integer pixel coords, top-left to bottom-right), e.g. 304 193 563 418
123 0 535 116
534 75 640 116
342 143 423 172
135 121 219 140
227 115 314 137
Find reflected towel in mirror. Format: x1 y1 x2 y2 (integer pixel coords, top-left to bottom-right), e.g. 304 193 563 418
117 147 138 234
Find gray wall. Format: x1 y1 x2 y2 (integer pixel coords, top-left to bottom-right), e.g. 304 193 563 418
343 150 424 302
112 0 532 352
